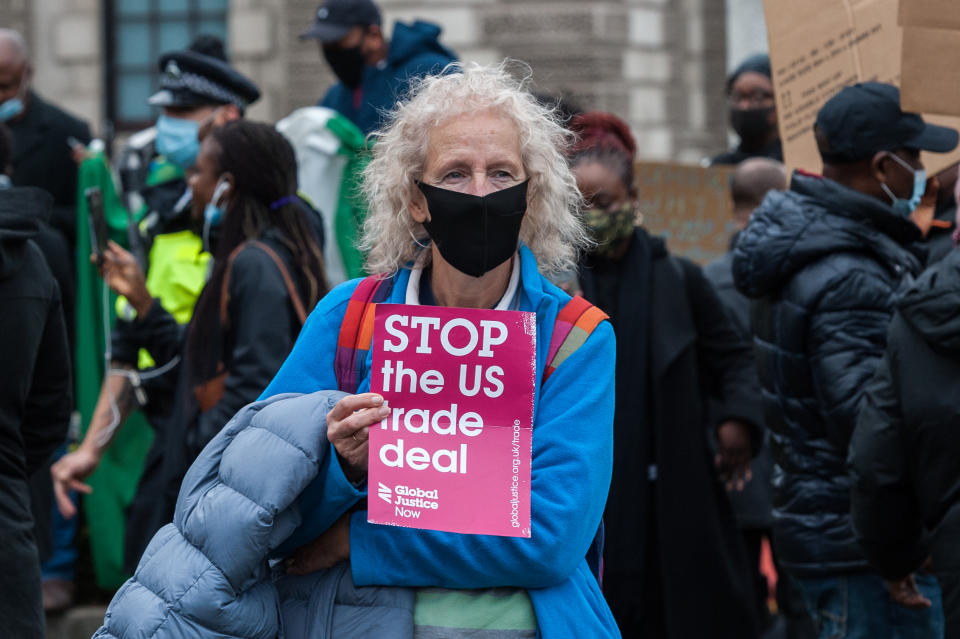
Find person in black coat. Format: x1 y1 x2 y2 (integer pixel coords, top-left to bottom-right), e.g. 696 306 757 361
733 83 955 637
0 29 92 355
58 121 328 569
571 111 763 639
0 174 72 636
706 157 820 639
849 245 960 638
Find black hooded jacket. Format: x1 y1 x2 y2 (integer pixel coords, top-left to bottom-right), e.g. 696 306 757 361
733 171 922 577
0 187 72 483
0 186 72 637
849 246 960 579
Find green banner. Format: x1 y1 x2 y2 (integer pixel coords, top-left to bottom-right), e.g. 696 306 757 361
74 152 154 589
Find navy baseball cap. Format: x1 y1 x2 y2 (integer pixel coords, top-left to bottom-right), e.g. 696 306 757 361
815 82 958 163
300 0 381 43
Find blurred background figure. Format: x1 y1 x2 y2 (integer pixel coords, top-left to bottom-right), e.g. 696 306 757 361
300 0 457 135
712 53 782 166
850 202 960 637
0 26 90 615
571 110 763 639
0 28 90 353
115 34 239 241
705 157 786 332
0 123 72 639
704 157 818 639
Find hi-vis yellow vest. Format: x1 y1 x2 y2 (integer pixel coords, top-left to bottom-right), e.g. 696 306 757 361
116 230 211 369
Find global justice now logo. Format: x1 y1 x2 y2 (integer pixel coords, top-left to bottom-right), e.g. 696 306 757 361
377 482 440 520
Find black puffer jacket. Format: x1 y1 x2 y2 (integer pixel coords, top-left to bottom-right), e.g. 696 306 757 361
849 245 960 578
733 171 922 577
849 247 960 637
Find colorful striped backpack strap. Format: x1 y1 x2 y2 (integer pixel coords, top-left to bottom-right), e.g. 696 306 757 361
542 295 610 586
334 275 395 393
543 295 609 384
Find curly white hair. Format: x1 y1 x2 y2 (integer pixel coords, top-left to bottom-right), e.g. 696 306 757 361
358 60 588 275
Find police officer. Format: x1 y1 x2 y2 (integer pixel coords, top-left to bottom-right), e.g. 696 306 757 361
118 36 260 245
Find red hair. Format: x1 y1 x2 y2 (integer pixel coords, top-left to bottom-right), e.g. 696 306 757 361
570 111 636 160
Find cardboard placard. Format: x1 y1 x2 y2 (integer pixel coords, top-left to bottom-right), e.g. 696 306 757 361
763 0 960 176
368 304 535 537
899 0 960 118
634 161 736 265
899 0 960 30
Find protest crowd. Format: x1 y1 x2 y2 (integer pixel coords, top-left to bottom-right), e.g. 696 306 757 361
3 0 960 638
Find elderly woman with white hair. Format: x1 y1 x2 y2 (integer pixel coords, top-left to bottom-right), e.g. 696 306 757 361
92 62 619 639
263 62 619 637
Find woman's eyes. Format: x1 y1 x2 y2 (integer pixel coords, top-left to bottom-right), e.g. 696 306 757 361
439 169 518 182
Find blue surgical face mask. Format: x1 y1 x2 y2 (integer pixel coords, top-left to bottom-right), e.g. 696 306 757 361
0 96 23 122
203 179 229 228
201 179 229 252
155 114 201 170
880 152 926 216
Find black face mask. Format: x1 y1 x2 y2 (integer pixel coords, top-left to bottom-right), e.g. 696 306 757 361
730 106 775 149
323 43 366 89
416 180 528 278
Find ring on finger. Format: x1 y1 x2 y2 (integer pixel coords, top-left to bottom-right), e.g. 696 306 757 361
352 432 360 443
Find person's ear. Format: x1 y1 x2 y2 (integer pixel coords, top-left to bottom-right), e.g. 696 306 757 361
870 151 890 184
219 104 241 125
409 183 429 224
363 24 383 58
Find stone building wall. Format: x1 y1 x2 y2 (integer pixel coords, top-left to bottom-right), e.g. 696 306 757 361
0 0 731 161
277 0 729 162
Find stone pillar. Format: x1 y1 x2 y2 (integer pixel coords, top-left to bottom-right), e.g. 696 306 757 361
230 0 289 123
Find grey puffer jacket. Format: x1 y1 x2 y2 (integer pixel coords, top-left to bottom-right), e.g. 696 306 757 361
93 391 415 639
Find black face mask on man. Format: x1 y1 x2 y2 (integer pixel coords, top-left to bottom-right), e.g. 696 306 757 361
730 106 775 149
416 180 529 278
323 42 366 89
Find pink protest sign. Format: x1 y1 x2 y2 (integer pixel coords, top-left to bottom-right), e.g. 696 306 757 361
368 303 536 537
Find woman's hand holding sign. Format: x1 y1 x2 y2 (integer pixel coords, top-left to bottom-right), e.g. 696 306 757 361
327 393 389 484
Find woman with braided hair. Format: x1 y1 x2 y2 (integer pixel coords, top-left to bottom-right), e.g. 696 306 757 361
570 111 764 638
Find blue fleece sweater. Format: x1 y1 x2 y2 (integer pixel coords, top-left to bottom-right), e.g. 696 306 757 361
261 246 620 638
319 20 457 134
